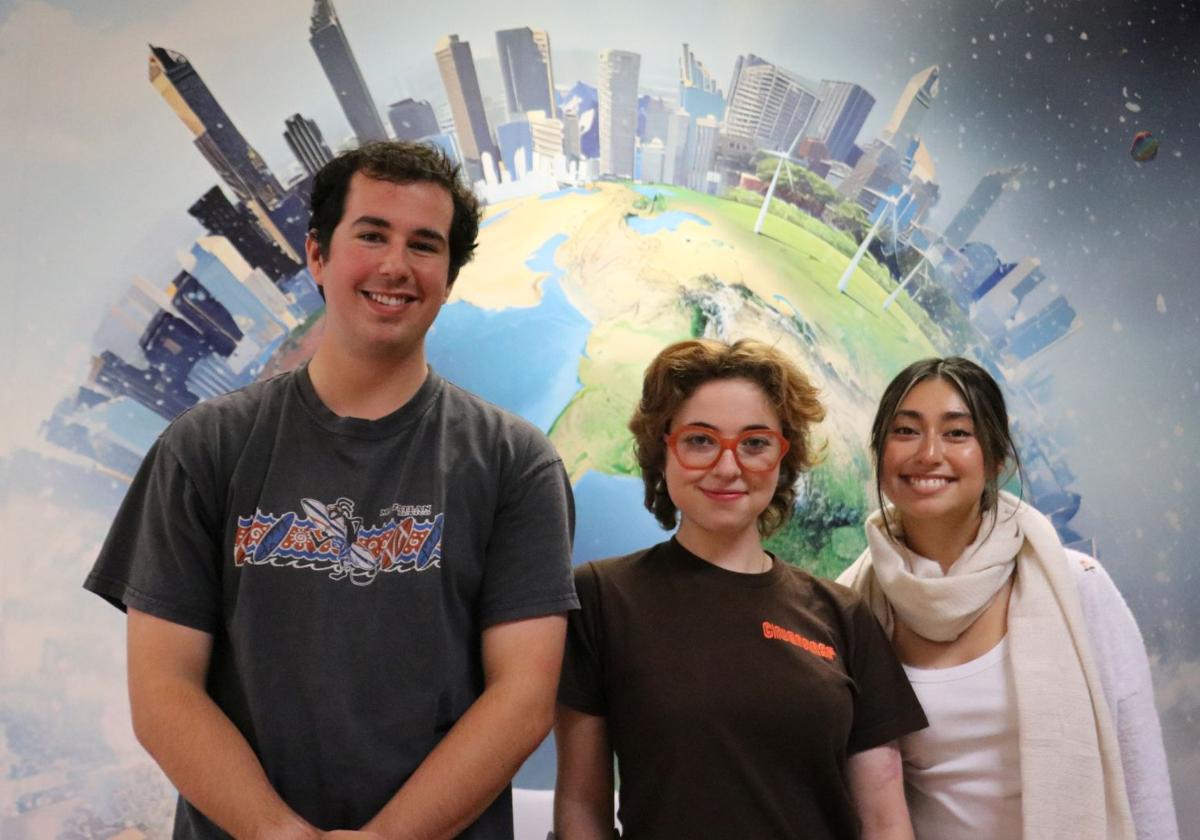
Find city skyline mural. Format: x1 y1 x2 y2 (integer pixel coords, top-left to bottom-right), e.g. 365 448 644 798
1 0 1197 836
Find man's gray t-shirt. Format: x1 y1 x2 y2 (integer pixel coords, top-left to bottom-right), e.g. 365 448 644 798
84 366 578 838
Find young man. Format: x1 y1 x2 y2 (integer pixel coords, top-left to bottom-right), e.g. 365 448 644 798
84 143 578 839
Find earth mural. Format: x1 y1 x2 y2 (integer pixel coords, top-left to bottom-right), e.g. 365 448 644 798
418 181 945 787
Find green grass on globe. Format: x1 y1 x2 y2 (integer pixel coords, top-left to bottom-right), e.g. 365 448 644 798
465 181 947 577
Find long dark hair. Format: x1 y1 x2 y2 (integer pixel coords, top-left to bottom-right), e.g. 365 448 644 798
869 357 1022 537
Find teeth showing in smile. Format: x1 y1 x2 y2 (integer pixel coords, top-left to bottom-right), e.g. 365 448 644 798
908 476 951 489
366 291 414 306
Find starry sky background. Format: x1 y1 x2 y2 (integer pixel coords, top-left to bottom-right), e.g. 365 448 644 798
1 0 1197 829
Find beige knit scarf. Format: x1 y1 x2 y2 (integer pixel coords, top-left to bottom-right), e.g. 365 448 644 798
838 491 1134 840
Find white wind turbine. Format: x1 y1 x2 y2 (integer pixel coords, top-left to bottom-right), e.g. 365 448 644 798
753 128 809 235
836 185 910 294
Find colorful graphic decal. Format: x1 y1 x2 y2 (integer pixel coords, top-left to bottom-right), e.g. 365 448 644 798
234 497 442 586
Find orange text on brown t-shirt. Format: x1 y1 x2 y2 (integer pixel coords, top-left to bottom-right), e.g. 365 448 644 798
762 621 836 660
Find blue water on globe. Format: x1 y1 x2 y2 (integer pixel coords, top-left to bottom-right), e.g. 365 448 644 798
572 470 671 564
427 234 590 433
479 208 511 228
539 186 598 200
625 211 711 235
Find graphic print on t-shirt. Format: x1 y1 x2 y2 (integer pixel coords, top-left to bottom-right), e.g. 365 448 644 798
234 496 443 586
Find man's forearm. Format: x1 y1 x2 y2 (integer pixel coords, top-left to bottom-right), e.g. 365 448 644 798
132 678 316 840
362 678 554 840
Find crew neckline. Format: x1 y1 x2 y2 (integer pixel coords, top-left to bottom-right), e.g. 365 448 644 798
665 537 785 589
293 363 444 440
903 636 1010 682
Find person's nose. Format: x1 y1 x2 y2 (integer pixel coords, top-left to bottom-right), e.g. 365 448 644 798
710 445 742 477
915 432 943 465
377 245 410 281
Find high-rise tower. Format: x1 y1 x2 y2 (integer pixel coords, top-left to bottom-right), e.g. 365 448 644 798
496 27 557 119
944 165 1024 248
148 45 284 210
387 99 440 142
283 113 335 177
881 65 940 149
309 0 388 145
435 34 500 177
720 54 817 158
598 49 640 178
806 81 875 163
679 43 724 121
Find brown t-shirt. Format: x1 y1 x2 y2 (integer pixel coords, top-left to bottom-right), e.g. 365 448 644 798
559 539 927 839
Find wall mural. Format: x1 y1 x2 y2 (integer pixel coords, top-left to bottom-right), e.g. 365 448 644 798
1 0 1197 836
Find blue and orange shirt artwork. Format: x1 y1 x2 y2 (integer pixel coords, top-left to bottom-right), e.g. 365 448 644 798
234 496 443 585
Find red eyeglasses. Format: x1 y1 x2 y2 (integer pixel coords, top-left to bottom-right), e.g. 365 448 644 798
665 425 789 472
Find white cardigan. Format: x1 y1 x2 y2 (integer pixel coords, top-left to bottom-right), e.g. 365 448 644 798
1067 549 1179 840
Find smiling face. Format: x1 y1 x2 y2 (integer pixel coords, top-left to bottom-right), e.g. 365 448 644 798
665 378 783 547
306 172 454 365
881 377 991 532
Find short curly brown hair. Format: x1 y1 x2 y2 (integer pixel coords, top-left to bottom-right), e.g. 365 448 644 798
629 339 826 536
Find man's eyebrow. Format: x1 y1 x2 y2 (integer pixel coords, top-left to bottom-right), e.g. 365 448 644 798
411 227 448 244
350 215 392 229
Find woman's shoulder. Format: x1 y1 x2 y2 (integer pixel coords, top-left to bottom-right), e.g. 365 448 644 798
1061 547 1126 607
573 542 665 587
780 561 873 614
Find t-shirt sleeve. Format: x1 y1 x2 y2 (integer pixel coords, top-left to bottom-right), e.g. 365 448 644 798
82 435 224 634
557 562 606 715
478 436 578 627
844 596 928 754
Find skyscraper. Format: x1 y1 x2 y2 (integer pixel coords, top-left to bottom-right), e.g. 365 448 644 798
679 43 725 121
640 138 666 183
944 165 1025 249
169 270 243 358
88 351 198 421
283 114 335 177
496 27 557 120
720 54 817 158
148 45 284 211
683 115 720 191
435 34 500 176
1004 296 1078 361
881 65 940 149
527 110 567 168
188 187 302 282
639 95 672 144
663 108 692 185
308 0 387 145
387 98 440 141
496 119 534 180
598 49 640 178
806 81 875 163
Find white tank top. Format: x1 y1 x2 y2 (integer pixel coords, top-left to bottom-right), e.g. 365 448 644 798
901 637 1022 839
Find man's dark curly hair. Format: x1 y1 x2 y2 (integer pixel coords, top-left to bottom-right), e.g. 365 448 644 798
629 339 826 537
308 141 483 284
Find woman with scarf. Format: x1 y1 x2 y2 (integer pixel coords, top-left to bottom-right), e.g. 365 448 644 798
839 356 1178 839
